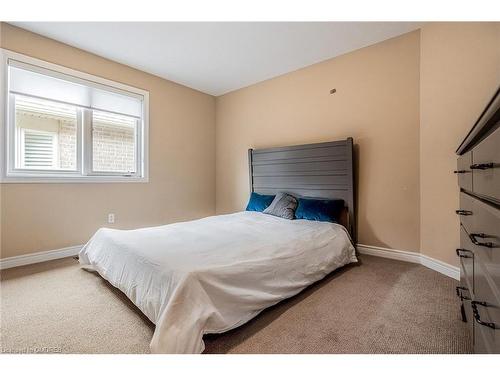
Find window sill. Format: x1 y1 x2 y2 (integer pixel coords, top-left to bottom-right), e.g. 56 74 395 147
0 174 149 183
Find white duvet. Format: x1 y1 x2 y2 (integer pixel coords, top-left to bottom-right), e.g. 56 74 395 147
79 211 357 354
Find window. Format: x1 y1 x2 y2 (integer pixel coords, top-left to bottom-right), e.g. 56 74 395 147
91 110 137 174
1 49 149 182
15 95 78 171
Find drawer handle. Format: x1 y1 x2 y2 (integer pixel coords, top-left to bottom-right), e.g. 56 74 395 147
454 170 467 174
455 210 473 216
456 286 471 300
469 233 494 248
460 304 467 323
471 301 497 329
470 163 494 170
457 286 471 323
456 248 473 258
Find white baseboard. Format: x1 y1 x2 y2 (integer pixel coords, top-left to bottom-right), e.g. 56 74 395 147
0 245 82 270
356 244 460 280
420 254 460 280
356 244 421 264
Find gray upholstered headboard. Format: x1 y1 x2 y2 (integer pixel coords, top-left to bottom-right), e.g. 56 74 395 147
248 138 356 242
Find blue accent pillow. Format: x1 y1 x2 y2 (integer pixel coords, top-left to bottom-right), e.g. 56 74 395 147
246 192 275 212
295 197 344 223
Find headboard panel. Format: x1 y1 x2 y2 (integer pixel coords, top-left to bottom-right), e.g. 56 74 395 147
248 138 356 242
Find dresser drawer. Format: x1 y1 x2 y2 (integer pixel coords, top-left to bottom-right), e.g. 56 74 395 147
472 126 500 203
458 192 475 231
456 151 473 191
459 224 475 292
473 259 500 353
469 198 500 301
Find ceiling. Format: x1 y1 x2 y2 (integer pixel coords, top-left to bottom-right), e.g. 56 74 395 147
11 22 421 96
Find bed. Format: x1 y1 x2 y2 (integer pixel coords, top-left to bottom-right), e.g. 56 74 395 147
79 138 357 354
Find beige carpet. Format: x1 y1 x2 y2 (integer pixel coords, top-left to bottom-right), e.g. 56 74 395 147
0 255 471 354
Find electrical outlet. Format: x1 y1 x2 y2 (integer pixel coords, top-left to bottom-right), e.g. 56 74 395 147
108 213 115 224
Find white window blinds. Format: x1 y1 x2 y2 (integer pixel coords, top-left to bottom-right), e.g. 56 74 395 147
8 60 143 118
22 129 57 168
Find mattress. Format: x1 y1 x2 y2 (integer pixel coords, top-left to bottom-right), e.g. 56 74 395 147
79 211 357 353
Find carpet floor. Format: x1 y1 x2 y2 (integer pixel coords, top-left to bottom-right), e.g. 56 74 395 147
0 254 471 354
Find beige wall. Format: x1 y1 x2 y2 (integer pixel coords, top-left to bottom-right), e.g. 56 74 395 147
420 23 500 266
0 23 2 257
0 23 216 258
216 31 421 252
215 23 500 266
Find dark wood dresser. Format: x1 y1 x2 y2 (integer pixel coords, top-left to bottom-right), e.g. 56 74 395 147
455 87 500 353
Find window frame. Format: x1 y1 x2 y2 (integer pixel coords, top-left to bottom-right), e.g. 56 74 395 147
86 109 141 177
10 93 83 175
0 48 149 183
